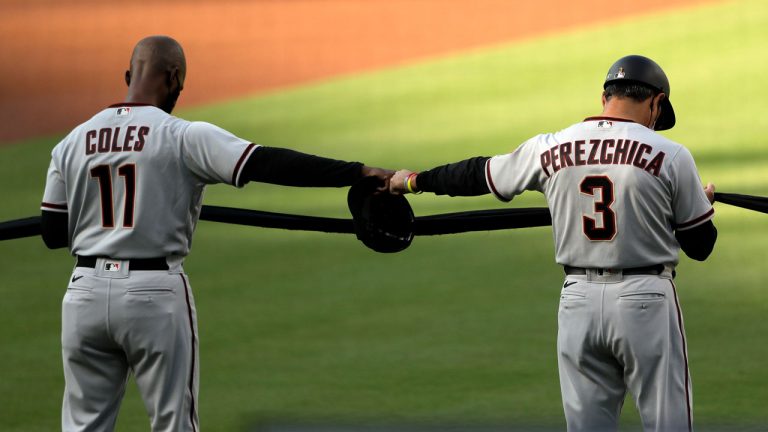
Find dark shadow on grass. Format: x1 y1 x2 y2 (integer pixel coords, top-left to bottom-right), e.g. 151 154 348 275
243 418 768 432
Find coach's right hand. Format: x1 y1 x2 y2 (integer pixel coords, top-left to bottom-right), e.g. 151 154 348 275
704 182 716 203
361 166 395 192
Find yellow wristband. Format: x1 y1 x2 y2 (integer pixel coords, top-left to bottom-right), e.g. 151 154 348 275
405 173 422 194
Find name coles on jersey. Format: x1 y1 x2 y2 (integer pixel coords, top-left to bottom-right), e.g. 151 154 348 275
85 126 150 155
540 139 665 178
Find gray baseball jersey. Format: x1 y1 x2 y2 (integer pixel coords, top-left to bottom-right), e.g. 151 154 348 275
42 103 258 259
486 117 714 268
41 103 258 431
485 116 713 431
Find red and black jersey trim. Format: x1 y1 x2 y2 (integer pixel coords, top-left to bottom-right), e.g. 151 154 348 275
232 143 258 186
485 159 511 202
675 208 714 230
583 116 639 124
107 102 154 108
41 202 68 211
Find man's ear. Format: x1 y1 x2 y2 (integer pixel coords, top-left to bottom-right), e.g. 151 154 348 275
167 68 179 88
125 70 131 86
601 91 608 107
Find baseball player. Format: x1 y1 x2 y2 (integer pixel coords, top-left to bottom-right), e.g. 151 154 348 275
40 35 392 432
390 55 716 431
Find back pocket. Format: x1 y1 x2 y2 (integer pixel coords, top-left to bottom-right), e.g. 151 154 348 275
126 287 175 295
619 291 665 301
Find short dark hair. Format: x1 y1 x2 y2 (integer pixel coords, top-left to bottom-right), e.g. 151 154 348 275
604 82 659 102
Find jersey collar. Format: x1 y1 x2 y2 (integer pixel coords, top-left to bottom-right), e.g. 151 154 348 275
108 102 155 108
583 116 638 124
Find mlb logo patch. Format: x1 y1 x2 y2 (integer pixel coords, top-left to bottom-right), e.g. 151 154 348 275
104 262 121 272
597 120 613 129
116 107 131 117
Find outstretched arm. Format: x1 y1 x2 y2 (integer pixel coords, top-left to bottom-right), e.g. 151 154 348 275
240 146 392 189
390 157 491 196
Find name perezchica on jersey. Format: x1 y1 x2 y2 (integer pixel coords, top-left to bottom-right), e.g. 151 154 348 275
85 126 150 155
540 138 666 178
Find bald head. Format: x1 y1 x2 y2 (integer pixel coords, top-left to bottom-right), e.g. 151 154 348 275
125 36 187 113
130 36 186 78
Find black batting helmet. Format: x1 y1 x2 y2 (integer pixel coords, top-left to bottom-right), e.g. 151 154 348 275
603 55 676 131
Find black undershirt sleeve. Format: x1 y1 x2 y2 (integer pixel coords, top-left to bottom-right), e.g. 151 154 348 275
416 156 491 196
41 210 69 249
239 146 364 187
675 220 717 261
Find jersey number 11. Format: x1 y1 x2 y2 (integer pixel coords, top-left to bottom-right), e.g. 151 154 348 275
90 164 136 229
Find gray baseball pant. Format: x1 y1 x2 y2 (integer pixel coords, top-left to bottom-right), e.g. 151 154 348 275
557 268 692 432
61 259 199 431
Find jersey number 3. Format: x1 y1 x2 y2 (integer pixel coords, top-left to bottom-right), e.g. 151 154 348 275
580 176 616 241
90 164 136 228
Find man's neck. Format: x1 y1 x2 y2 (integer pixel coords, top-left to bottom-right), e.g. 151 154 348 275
601 99 652 128
124 91 159 107
124 79 165 108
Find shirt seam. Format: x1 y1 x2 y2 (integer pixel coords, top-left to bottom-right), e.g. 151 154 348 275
676 207 715 231
485 158 512 202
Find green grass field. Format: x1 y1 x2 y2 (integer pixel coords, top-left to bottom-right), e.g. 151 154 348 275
1 0 767 430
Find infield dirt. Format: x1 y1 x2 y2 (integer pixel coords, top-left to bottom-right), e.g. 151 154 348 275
0 0 713 143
